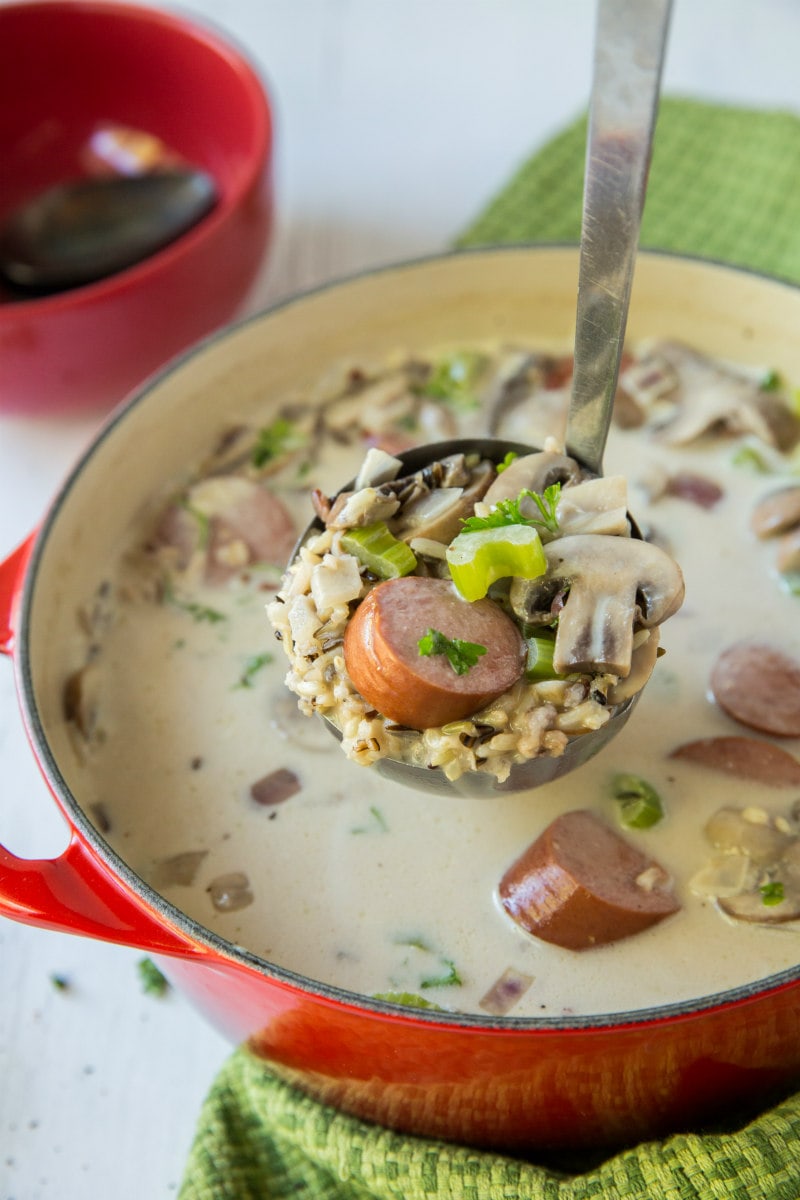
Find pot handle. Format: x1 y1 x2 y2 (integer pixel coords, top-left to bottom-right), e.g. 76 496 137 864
0 537 205 957
0 835 205 956
0 534 35 655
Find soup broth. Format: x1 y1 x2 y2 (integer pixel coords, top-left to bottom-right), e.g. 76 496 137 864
61 340 800 1017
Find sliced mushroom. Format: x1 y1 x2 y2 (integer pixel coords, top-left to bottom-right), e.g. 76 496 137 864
481 451 584 509
554 475 630 538
319 485 401 530
606 629 660 704
653 342 800 451
354 448 403 489
394 459 494 544
719 882 800 924
705 806 794 866
777 528 800 577
63 662 102 740
509 534 685 677
751 486 800 539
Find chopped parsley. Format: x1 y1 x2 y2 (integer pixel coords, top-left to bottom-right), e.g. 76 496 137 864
50 973 71 992
235 652 273 689
251 417 303 468
760 368 782 393
351 805 389 835
461 483 561 537
420 351 487 409
418 628 487 675
420 958 463 990
163 577 226 624
760 881 785 907
138 957 170 997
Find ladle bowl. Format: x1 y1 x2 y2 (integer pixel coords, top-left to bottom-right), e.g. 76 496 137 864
296 437 643 797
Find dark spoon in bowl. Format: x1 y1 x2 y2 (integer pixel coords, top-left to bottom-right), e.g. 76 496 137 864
0 168 217 295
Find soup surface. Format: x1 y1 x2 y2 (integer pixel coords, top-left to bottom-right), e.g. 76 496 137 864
62 341 800 1017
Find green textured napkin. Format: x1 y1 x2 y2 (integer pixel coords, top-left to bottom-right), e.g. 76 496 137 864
458 96 800 283
179 98 800 1200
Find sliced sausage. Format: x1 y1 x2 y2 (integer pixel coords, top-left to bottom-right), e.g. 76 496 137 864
499 810 680 951
343 576 525 729
710 641 800 737
670 736 800 787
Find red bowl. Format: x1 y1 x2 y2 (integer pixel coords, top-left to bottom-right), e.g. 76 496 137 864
0 0 273 415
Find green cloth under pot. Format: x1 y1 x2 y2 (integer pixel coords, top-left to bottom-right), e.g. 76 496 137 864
179 99 800 1200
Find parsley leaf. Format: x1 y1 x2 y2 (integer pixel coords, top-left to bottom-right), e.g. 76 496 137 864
760 881 785 907
138 957 170 997
420 958 463 989
251 417 303 468
418 628 487 675
420 351 487 409
234 652 273 689
461 484 561 537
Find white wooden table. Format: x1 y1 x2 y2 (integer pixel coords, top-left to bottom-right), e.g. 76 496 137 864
2 2 799 1195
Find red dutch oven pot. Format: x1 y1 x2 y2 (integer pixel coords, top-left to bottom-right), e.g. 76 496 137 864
2 247 800 1153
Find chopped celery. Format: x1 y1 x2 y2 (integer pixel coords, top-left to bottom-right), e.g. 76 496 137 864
731 444 771 474
611 773 664 829
373 992 445 1011
447 524 546 601
524 632 565 681
421 351 488 408
496 451 518 473
340 521 417 579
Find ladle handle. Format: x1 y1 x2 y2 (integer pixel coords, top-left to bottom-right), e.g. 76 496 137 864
566 0 672 476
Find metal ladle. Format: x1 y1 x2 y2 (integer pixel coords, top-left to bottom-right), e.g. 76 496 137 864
306 0 673 796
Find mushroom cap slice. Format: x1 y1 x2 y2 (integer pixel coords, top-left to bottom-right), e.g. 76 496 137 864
481 451 584 510
751 486 800 539
510 534 685 677
394 458 494 545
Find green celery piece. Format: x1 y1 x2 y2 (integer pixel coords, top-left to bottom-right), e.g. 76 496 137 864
611 773 664 829
524 633 565 681
373 992 445 1011
340 521 417 579
447 524 546 601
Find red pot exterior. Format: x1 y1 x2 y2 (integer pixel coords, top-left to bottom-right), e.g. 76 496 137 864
4 549 800 1151
163 954 800 1151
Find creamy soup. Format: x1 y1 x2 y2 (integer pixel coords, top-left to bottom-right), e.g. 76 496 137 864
62 341 800 1017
